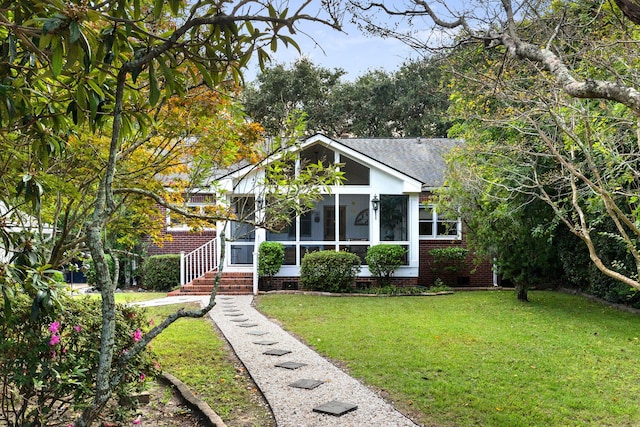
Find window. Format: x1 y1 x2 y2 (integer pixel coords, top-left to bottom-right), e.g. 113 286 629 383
419 205 461 239
341 155 370 185
380 195 408 241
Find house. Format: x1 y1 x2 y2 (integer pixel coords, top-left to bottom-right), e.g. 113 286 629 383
152 134 495 295
0 203 53 263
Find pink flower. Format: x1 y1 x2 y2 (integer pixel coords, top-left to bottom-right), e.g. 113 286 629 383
48 321 60 334
148 318 154 326
132 415 142 425
49 334 60 346
133 329 142 342
73 325 82 332
139 373 146 382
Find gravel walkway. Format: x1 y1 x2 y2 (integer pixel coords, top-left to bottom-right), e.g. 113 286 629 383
136 295 419 427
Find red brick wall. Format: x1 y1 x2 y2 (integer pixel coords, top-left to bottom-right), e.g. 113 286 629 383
418 239 494 288
143 205 217 256
418 191 494 288
145 230 217 256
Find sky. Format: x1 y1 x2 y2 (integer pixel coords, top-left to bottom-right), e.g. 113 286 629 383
245 6 424 82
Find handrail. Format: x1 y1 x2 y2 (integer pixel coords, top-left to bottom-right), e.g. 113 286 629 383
180 237 218 286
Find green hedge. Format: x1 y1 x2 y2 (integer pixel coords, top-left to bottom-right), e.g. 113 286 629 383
366 244 407 284
300 250 361 293
258 242 284 278
142 254 181 291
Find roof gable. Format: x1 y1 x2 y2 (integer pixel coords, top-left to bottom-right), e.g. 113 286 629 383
221 133 458 189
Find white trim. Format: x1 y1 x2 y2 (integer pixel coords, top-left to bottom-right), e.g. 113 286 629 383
418 204 462 240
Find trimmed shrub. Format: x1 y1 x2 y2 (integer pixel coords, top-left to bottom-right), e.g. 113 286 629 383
258 242 284 289
300 250 361 293
429 247 469 286
366 244 407 284
142 254 181 291
0 294 158 427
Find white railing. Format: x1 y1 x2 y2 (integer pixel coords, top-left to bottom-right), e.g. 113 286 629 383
180 237 218 286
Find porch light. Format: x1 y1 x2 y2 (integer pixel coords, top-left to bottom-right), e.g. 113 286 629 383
371 195 379 218
256 196 264 210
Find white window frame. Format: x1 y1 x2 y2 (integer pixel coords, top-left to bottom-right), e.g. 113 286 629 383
419 205 462 240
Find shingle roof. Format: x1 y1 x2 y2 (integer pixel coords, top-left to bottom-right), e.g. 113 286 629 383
336 137 460 188
213 135 460 189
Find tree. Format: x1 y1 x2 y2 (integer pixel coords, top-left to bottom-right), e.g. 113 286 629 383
347 0 640 294
243 57 347 136
244 57 451 138
0 1 342 425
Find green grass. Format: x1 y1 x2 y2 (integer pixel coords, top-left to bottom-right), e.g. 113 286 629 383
256 291 640 427
79 292 166 303
145 303 272 426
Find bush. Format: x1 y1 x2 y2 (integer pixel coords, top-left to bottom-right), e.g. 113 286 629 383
84 254 116 290
366 244 407 284
429 247 469 286
0 294 158 427
258 242 284 278
300 250 361 293
142 254 181 291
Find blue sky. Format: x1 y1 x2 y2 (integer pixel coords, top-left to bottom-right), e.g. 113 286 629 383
245 10 423 82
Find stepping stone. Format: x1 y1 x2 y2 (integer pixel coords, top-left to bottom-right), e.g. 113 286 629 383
223 309 241 312
313 401 358 416
263 349 291 356
275 361 307 370
238 323 259 328
224 312 244 317
219 297 233 300
289 379 324 390
230 318 250 322
246 331 269 336
253 340 279 346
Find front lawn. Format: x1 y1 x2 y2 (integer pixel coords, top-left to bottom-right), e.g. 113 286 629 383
145 303 274 426
256 291 640 427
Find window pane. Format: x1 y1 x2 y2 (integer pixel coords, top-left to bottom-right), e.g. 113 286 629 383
344 194 370 241
339 245 369 264
341 155 370 185
283 245 296 265
437 221 459 236
380 195 408 241
266 217 296 241
301 144 334 168
230 245 252 264
231 197 255 241
419 221 433 236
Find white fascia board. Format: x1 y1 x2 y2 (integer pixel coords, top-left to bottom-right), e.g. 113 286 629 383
225 133 424 193
318 135 424 192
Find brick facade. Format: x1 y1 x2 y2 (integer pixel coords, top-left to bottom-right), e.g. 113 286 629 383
143 205 217 256
418 239 494 288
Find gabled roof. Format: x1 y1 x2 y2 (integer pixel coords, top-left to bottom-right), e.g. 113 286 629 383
336 137 460 188
217 134 460 190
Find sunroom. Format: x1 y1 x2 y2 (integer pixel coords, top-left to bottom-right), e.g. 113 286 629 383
219 134 425 290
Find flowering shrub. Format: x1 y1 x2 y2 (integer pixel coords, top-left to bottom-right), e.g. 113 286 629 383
0 293 159 427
